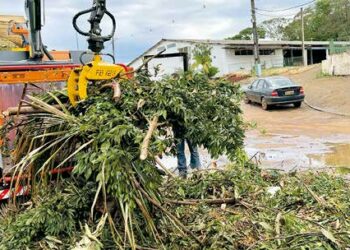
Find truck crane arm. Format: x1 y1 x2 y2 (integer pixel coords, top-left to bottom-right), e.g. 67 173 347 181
25 0 53 60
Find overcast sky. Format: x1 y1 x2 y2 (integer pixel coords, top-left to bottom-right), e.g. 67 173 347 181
1 0 306 63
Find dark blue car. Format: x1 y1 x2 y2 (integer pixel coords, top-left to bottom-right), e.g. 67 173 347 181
243 76 305 110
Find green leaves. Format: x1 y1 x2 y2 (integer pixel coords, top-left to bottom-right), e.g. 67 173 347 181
0 181 95 249
284 0 350 41
192 44 219 78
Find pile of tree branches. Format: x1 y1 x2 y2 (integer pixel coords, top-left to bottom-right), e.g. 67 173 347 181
0 69 245 249
162 166 350 249
1 163 349 249
1 61 348 249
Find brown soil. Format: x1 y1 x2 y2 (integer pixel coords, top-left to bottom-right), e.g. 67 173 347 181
243 102 350 137
289 65 350 115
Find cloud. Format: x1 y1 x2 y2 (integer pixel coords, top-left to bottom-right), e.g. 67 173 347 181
1 0 306 62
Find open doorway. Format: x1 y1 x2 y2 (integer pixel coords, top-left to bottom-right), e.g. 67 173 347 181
307 48 327 64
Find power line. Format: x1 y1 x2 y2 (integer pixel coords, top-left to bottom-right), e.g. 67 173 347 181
110 2 209 41
255 0 316 13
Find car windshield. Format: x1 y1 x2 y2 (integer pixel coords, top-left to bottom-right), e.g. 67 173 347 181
268 78 295 87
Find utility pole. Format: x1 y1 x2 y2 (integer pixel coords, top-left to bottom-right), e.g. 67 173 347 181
301 7 307 66
251 0 261 76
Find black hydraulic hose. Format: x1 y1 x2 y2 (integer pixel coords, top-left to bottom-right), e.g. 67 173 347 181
72 7 95 37
104 10 116 40
72 8 116 41
43 44 54 61
39 32 53 60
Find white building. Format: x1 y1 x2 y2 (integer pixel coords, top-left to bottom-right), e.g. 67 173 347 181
129 39 350 77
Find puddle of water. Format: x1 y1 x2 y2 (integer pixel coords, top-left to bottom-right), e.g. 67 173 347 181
245 132 350 172
309 144 350 174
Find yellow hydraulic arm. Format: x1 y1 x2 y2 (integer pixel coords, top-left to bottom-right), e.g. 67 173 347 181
67 0 132 107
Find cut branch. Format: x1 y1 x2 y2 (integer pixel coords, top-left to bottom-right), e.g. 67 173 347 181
2 105 62 117
140 116 159 160
101 80 122 102
112 80 122 101
165 198 235 206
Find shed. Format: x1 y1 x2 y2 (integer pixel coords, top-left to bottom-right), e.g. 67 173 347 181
129 39 350 77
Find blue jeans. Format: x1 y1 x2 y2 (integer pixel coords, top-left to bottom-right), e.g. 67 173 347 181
177 139 201 173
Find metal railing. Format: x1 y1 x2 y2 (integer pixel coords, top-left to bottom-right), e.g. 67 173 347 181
329 40 350 55
284 56 304 67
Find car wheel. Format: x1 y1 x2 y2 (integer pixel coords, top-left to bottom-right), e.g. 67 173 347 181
244 94 251 104
294 102 302 108
261 98 270 110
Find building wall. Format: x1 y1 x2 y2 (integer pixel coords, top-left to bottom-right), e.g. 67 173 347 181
130 41 285 77
225 49 284 73
322 52 350 76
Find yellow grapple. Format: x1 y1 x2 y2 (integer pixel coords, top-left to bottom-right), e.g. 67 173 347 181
67 55 127 107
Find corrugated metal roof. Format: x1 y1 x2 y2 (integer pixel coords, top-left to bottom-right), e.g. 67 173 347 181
161 38 350 46
129 38 350 65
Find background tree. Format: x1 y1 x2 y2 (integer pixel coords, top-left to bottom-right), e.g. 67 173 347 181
261 18 291 41
226 27 266 40
283 0 350 41
282 8 313 40
226 0 350 42
192 44 219 77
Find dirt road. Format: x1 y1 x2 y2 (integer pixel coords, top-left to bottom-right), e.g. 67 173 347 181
290 66 350 115
244 102 350 137
244 66 350 171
